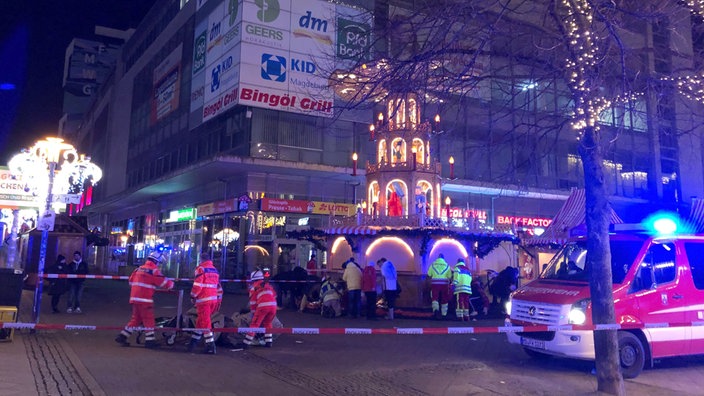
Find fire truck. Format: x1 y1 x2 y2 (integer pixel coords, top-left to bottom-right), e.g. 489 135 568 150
506 214 704 378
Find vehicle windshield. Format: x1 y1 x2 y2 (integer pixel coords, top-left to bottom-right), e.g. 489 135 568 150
541 240 644 283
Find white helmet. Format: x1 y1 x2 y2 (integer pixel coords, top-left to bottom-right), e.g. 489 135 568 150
147 251 164 263
250 270 264 281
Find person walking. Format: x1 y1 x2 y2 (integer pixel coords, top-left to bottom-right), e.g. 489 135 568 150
48 255 69 313
239 268 277 349
427 253 452 319
114 251 174 349
452 258 473 321
67 251 89 313
377 257 398 320
342 257 363 318
187 252 223 354
362 261 378 320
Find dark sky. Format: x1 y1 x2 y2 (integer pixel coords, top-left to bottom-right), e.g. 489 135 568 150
0 1 156 163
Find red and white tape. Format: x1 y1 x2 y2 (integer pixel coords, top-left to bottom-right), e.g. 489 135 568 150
2 321 702 334
41 274 317 283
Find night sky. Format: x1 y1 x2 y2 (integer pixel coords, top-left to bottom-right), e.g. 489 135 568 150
0 1 156 162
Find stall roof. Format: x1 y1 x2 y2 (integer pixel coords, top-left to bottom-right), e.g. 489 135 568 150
525 189 623 246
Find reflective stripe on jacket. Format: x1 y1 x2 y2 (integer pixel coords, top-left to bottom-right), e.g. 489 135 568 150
427 258 452 284
129 261 174 304
248 282 277 311
452 265 472 294
191 261 223 304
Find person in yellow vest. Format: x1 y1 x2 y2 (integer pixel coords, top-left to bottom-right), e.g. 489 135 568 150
452 258 473 321
427 253 452 319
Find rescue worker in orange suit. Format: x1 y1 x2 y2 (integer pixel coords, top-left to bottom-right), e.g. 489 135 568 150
452 258 473 321
238 268 277 349
115 251 174 348
187 252 223 354
427 253 452 319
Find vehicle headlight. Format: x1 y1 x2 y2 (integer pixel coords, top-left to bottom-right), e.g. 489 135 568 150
505 300 512 315
568 298 590 325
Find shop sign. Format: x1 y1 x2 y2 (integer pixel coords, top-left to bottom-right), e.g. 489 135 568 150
110 227 123 234
447 207 488 221
197 199 236 216
260 198 355 216
165 208 196 223
497 215 551 228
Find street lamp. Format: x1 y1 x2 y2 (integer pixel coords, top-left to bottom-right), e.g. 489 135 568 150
8 137 102 323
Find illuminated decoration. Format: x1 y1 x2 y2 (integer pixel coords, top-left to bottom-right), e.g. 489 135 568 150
428 238 469 259
449 156 455 179
352 152 358 176
213 228 239 244
8 137 101 323
244 245 270 256
331 236 348 254
365 236 415 258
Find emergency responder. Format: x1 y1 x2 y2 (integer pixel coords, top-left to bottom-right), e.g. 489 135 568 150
427 253 452 319
187 252 223 354
238 268 277 349
452 258 473 321
115 251 174 348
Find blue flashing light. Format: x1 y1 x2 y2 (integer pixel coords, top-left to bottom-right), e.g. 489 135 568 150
642 212 681 236
0 83 16 90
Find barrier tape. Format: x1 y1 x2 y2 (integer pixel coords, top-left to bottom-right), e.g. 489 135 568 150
41 274 318 283
1 321 700 334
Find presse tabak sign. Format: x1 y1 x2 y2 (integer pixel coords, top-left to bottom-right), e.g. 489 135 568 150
192 0 371 123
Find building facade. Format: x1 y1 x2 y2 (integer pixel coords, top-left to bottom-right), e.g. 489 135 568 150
70 0 704 278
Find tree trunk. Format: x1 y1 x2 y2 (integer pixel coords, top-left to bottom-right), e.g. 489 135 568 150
579 127 625 395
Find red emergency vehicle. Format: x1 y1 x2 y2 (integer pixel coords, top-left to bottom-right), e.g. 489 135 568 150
506 220 704 378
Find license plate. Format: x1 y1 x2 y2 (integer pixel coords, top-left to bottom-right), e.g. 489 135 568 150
520 337 546 350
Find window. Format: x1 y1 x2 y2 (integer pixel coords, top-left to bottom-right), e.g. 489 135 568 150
630 242 676 293
684 243 704 290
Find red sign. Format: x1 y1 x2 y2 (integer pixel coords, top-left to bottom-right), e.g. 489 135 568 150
497 215 551 228
260 198 355 216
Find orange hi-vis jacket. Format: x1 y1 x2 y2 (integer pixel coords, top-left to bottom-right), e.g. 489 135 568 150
191 260 223 305
129 261 174 305
248 281 277 312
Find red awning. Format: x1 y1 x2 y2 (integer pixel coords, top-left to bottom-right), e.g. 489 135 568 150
525 189 623 246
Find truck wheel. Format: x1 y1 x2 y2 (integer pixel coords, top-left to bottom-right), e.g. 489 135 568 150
523 347 551 360
618 332 645 379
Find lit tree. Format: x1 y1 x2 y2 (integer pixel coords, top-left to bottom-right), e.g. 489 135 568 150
330 1 704 394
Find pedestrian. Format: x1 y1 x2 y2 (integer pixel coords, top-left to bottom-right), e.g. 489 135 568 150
427 253 452 319
239 268 277 349
342 257 362 318
187 252 223 354
67 251 89 313
377 257 398 320
114 251 174 349
48 255 69 314
320 273 343 318
306 252 317 274
452 258 473 321
362 261 378 320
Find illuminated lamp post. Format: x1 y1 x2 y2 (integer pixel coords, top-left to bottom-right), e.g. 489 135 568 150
8 137 102 323
369 124 375 140
352 152 358 176
449 156 455 179
377 112 384 126
445 196 451 221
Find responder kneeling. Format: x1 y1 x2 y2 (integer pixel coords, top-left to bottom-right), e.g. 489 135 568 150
115 250 174 349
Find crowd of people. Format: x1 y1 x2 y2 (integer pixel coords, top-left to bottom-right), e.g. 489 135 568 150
107 249 519 354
